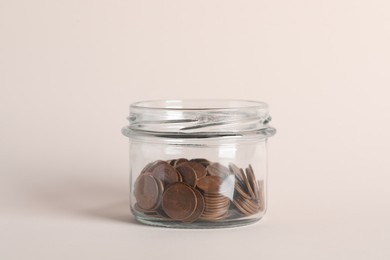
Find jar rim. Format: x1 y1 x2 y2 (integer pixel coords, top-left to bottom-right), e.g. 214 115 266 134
130 99 268 111
123 99 275 140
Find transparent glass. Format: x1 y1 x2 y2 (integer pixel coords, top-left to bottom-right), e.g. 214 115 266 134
122 100 276 228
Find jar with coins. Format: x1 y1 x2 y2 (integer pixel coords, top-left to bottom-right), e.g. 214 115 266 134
122 100 276 228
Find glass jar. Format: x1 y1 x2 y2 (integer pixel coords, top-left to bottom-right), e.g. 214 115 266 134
122 100 276 228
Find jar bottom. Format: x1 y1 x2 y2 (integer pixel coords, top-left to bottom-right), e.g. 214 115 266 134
132 209 265 229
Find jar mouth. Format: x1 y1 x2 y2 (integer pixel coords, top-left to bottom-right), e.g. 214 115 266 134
124 99 275 140
130 99 268 111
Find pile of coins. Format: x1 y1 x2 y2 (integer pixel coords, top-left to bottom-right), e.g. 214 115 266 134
133 158 264 222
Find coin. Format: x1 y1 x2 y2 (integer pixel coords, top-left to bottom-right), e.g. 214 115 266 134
232 198 252 216
243 168 256 199
243 197 261 213
234 183 252 200
203 203 230 210
200 209 230 218
182 188 205 223
190 158 210 167
155 207 170 218
134 174 161 210
150 161 179 185
203 196 229 202
175 163 197 187
166 159 176 166
229 163 244 183
246 166 259 200
134 203 157 214
200 211 231 221
207 163 230 178
249 164 254 175
174 158 188 166
203 198 230 206
176 170 183 182
187 162 207 179
238 197 256 214
140 161 157 174
154 177 164 206
162 183 198 220
196 176 223 193
144 160 165 172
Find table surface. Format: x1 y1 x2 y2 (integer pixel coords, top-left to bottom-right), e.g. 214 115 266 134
1 133 389 260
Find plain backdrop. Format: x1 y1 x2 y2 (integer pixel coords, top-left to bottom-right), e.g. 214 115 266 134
1 0 390 259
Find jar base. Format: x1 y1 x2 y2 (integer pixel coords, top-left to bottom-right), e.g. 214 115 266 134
133 212 264 229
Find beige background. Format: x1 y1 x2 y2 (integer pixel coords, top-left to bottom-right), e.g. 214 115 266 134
1 0 390 259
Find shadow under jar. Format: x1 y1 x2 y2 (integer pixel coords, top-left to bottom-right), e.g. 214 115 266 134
122 100 276 228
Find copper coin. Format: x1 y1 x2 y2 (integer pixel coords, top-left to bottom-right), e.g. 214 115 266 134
134 174 161 210
200 213 230 221
243 198 261 212
229 163 244 183
204 204 230 211
166 159 176 166
203 203 226 209
182 188 205 223
176 170 183 182
196 176 223 193
140 161 156 174
203 198 230 205
202 209 230 216
237 197 257 215
249 164 254 175
174 158 188 167
143 171 165 209
162 183 197 220
228 163 241 177
203 195 229 201
203 205 230 211
237 167 247 187
246 166 259 200
202 191 227 197
243 168 256 199
190 158 210 167
154 177 164 207
234 183 252 200
187 162 207 179
232 198 252 216
155 207 170 218
150 161 179 185
200 210 230 220
175 164 197 187
134 203 157 214
145 160 165 172
203 197 230 204
201 209 227 216
207 163 230 178
204 203 230 210
229 165 248 197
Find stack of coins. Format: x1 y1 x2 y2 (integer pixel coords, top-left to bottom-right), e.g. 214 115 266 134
229 163 264 216
133 158 264 222
197 176 231 220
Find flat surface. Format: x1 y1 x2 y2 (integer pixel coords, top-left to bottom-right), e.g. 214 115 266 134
1 0 390 259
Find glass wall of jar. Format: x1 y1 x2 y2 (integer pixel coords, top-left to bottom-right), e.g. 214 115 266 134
122 100 276 228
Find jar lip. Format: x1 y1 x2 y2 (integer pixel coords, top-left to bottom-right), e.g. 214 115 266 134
130 99 269 111
124 99 275 139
